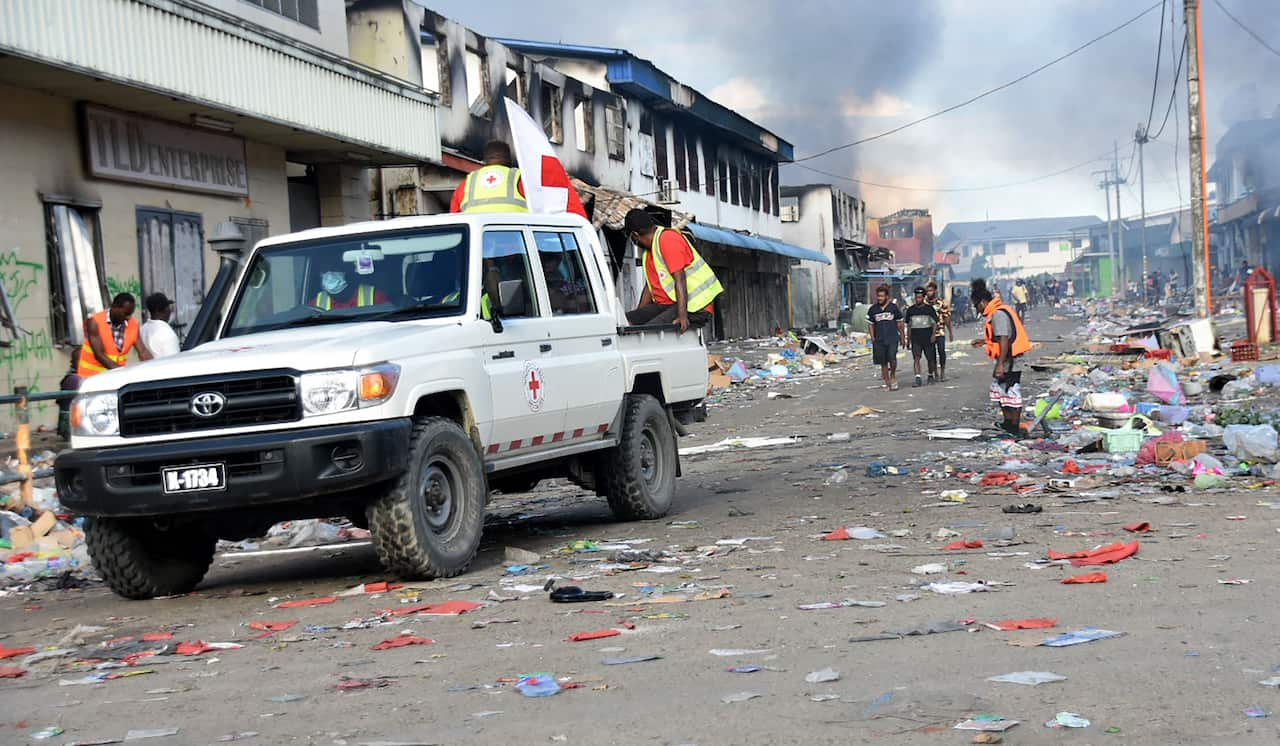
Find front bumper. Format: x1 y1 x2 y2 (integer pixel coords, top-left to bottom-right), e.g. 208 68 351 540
56 419 412 517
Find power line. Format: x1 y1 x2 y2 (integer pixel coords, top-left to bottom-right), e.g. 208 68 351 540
1149 33 1187 141
1169 6 1183 208
790 1 1163 164
1122 139 1140 184
1143 0 1168 134
789 151 1113 193
1213 0 1280 59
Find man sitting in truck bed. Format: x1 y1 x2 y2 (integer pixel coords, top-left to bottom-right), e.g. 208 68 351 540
623 209 723 333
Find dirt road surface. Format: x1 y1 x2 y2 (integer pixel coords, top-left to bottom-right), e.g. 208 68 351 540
3 317 1278 745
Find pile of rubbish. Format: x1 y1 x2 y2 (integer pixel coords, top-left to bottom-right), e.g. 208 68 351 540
0 450 94 590
1009 313 1280 486
707 331 871 395
218 518 370 553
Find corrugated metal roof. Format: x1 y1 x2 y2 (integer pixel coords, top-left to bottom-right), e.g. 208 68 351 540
938 215 1103 243
0 0 440 163
686 223 830 264
570 178 691 232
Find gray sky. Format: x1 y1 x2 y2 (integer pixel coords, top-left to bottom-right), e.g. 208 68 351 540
425 0 1280 229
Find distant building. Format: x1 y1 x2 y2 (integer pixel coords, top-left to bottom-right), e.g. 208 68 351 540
936 216 1101 281
1085 209 1194 295
779 185 868 327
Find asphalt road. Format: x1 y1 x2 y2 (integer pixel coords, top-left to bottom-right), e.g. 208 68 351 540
3 316 1279 745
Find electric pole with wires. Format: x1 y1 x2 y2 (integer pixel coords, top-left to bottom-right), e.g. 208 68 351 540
1136 123 1151 301
1114 142 1126 296
1184 0 1211 317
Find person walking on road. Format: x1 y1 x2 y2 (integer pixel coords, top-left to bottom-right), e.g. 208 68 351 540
905 287 939 387
78 293 151 378
970 278 1031 438
925 280 954 381
1011 278 1030 321
624 209 722 333
867 284 905 391
140 292 180 358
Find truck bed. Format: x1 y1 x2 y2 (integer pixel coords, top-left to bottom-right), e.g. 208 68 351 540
617 324 709 406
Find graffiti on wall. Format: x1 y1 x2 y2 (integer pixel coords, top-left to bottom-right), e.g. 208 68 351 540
106 275 142 299
0 248 55 415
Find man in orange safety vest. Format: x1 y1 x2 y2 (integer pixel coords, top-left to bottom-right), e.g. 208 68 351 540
970 278 1031 437
78 293 152 377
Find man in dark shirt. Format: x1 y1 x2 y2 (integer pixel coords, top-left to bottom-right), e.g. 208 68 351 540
866 284 905 391
905 286 940 386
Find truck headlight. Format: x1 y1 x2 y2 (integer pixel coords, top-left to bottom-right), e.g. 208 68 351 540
71 393 120 437
300 364 399 417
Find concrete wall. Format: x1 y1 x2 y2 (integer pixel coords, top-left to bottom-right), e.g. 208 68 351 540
780 187 836 322
635 125 782 238
198 0 351 57
780 185 867 324
0 83 289 430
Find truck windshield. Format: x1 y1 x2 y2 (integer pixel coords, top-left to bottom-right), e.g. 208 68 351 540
223 225 469 338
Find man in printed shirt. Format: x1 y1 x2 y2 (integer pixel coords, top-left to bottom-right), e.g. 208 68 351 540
866 284 906 391
925 280 954 381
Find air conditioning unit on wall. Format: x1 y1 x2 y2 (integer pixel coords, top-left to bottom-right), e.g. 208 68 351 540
656 179 677 205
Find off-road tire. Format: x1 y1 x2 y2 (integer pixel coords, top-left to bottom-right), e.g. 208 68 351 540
366 417 485 579
85 517 216 600
602 394 677 521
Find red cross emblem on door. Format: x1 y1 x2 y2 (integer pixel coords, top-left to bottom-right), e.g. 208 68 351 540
523 362 544 412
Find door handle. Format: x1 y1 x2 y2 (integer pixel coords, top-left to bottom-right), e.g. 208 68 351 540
539 343 553 353
491 350 515 360
601 338 613 347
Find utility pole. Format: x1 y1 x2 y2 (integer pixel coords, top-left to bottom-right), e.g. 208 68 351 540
1136 123 1150 301
1094 169 1115 297
1184 0 1211 317
1114 141 1125 297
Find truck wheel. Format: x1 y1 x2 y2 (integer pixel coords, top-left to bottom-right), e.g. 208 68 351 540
366 417 485 579
603 394 676 521
85 517 215 600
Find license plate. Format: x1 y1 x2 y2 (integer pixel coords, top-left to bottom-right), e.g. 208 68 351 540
161 463 226 494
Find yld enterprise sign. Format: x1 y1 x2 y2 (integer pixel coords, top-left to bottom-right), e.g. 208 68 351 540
83 105 249 197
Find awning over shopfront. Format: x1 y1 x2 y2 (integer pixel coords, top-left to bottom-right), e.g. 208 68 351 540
0 0 440 165
686 223 831 264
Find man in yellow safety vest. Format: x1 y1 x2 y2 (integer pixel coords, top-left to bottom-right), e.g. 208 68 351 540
450 141 528 214
623 209 723 333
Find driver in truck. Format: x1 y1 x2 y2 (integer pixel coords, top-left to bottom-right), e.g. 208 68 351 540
309 259 389 309
623 209 723 333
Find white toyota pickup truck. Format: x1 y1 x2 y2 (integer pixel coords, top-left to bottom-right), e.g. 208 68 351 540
56 213 709 599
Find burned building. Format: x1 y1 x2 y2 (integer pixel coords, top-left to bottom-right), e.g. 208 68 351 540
1208 117 1280 284
360 7 831 339
867 209 934 266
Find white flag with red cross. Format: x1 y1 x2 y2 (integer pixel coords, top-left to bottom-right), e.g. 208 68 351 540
503 97 589 220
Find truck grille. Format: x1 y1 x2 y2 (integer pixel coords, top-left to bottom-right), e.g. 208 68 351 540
119 371 300 437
